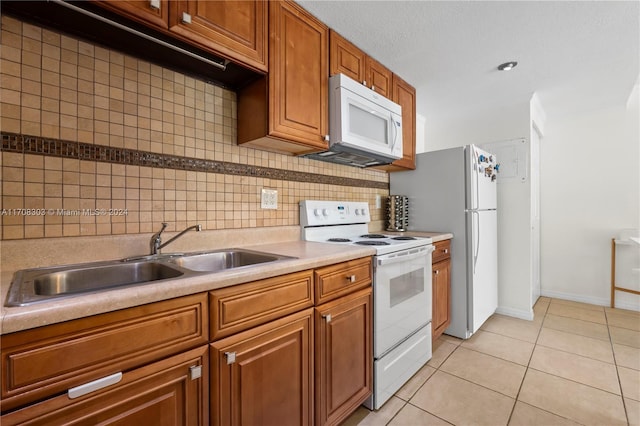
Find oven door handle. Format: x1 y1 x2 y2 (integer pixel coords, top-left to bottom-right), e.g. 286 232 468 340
377 245 434 266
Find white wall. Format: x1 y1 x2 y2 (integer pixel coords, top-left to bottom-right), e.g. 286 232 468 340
423 101 535 320
540 94 640 310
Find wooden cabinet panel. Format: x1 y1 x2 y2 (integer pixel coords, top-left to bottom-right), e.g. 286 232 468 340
1 345 208 425
169 0 267 72
1 294 208 412
432 240 452 341
374 73 417 172
432 239 451 264
314 257 372 305
211 308 314 426
329 30 366 82
237 0 329 154
365 56 392 98
315 288 372 426
209 270 314 340
94 0 169 29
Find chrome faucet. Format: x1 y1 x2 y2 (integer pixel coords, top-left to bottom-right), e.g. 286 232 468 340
150 222 202 255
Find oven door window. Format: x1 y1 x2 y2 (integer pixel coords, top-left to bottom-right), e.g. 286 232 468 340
390 268 425 307
374 249 432 358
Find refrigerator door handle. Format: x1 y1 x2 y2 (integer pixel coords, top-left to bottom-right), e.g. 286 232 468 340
472 210 480 273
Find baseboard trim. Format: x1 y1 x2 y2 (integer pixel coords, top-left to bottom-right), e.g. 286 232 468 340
495 306 534 321
540 289 640 312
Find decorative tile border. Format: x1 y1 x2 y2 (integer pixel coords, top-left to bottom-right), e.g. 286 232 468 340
1 132 388 190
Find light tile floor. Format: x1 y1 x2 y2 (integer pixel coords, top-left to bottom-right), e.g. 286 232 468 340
344 297 640 426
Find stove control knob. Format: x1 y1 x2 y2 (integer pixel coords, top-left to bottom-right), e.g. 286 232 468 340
355 209 361 215
313 208 322 217
322 208 330 217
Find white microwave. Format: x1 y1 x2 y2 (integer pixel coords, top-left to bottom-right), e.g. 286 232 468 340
306 73 403 168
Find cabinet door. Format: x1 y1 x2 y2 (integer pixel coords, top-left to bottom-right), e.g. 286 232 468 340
169 0 268 72
374 73 417 172
94 0 169 29
432 258 451 341
315 288 372 426
391 73 416 170
268 0 329 150
1 345 209 425
329 30 366 82
365 56 392 98
211 308 313 426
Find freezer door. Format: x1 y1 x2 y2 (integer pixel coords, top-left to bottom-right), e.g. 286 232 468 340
466 145 498 210
467 209 498 334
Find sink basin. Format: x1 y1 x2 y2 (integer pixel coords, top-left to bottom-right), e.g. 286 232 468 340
6 261 184 307
5 248 295 307
168 248 293 273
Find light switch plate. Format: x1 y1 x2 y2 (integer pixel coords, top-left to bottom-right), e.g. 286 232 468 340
261 188 278 209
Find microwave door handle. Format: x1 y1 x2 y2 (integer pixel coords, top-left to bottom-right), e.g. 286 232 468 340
390 116 399 152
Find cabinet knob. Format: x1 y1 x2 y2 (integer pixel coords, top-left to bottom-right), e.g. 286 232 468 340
443 249 449 254
362 80 367 86
149 0 160 10
189 365 202 380
324 134 330 142
224 351 236 365
323 314 332 323
182 12 192 24
434 270 439 275
346 275 356 283
371 85 375 91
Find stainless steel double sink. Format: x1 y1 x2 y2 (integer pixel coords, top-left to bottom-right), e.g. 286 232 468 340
6 249 295 307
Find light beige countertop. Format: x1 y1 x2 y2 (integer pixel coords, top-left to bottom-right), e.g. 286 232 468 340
384 231 453 243
0 239 375 335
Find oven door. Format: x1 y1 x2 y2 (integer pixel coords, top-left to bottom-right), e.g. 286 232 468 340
374 245 434 358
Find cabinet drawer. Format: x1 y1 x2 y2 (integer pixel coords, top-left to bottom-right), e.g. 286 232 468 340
2 345 209 425
315 257 372 305
1 293 208 412
210 270 314 340
432 239 451 263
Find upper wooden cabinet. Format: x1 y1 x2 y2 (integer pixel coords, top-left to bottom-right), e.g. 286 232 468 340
93 0 267 72
237 0 329 155
330 30 392 97
95 0 170 29
168 0 268 72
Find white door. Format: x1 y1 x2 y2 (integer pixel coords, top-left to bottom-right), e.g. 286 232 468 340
531 128 541 303
469 209 498 334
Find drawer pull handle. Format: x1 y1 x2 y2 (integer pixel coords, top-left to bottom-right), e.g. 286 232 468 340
149 0 160 10
182 12 192 24
346 275 356 283
323 314 332 323
68 372 122 399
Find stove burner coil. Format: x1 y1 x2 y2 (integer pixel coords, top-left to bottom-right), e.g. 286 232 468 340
360 234 387 239
392 236 417 240
355 240 390 246
327 238 352 242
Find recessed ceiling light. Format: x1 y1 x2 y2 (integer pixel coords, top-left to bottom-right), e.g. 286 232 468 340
498 61 518 71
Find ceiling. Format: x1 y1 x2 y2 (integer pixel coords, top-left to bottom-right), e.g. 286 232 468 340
298 0 640 123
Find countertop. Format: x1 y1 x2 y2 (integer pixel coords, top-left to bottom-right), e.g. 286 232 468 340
385 231 453 242
1 241 375 335
0 230 453 335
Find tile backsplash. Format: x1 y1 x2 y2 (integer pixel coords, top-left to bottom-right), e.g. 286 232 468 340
0 14 389 240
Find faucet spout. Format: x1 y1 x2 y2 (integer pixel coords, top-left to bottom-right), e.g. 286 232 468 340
154 224 202 254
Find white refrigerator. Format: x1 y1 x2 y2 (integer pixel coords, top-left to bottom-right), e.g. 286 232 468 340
390 145 498 339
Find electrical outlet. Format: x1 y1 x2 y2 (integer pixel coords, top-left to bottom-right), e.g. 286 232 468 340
375 194 382 209
261 188 278 209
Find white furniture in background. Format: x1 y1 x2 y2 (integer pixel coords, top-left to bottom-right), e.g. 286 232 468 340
610 229 640 308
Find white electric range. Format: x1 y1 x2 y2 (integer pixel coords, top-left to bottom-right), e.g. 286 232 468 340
300 200 434 410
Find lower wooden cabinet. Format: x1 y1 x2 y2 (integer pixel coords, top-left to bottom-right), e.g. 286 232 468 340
210 308 314 426
1 345 209 425
315 287 372 426
432 240 452 341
